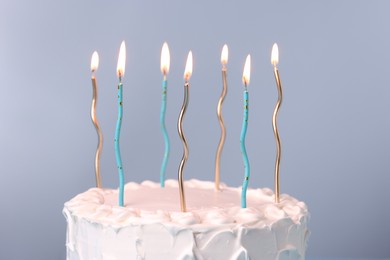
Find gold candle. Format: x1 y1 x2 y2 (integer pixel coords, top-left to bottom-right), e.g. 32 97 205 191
90 51 103 188
215 44 228 190
177 51 193 212
271 43 283 203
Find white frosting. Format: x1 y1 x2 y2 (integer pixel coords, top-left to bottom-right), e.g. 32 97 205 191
64 179 309 260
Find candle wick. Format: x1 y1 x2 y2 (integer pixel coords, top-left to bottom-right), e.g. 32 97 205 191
184 76 189 84
118 70 123 81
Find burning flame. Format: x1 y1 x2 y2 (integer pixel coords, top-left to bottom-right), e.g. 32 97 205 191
271 43 279 66
184 51 193 82
242 54 251 85
117 41 126 77
221 44 228 65
91 51 99 72
160 42 170 75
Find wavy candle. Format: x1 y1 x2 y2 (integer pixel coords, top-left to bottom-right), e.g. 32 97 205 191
160 42 170 187
215 44 228 190
271 43 283 204
115 41 126 206
241 54 251 208
177 51 193 212
90 51 103 188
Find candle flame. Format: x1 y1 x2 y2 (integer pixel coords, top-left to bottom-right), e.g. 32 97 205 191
184 51 193 82
242 54 251 85
117 41 126 77
271 43 279 66
91 51 99 72
160 42 170 75
221 44 228 65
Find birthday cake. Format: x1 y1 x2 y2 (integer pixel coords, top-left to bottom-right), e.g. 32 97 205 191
63 179 309 259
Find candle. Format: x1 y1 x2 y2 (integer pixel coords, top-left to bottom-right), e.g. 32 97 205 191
215 44 228 190
115 41 126 206
177 51 193 212
160 42 170 188
90 51 103 188
241 54 251 208
271 43 283 204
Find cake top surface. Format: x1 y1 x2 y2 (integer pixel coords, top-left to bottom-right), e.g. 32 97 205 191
64 179 308 228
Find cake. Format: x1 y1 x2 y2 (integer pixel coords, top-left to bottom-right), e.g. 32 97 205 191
63 179 309 260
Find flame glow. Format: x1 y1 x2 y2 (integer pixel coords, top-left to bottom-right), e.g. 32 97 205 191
221 44 228 65
271 43 279 66
91 51 99 72
160 42 170 75
242 54 251 85
117 41 126 77
184 51 193 81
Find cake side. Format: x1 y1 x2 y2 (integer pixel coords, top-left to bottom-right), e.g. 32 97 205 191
64 179 309 260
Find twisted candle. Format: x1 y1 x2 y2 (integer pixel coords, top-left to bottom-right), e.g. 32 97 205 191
160 42 170 187
115 78 124 206
240 90 250 208
160 78 170 187
177 83 189 212
271 43 283 204
116 41 126 207
215 44 228 190
241 54 251 208
177 51 193 212
90 51 102 188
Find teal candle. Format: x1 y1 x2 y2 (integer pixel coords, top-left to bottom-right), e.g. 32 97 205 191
241 54 251 208
160 42 170 187
115 41 126 206
240 90 250 208
115 79 124 206
160 78 170 187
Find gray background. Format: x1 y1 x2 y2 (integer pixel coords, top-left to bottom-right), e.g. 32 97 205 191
1 0 389 259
